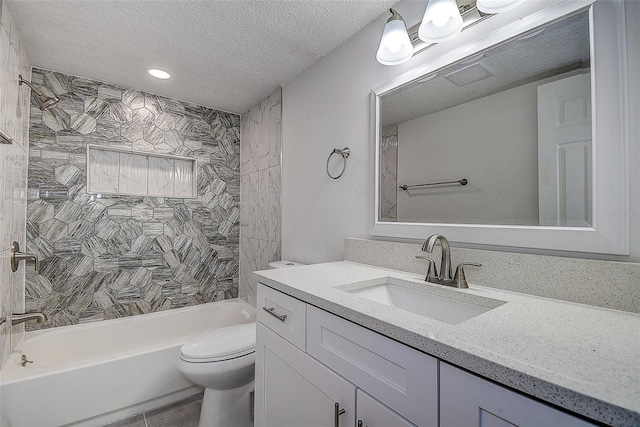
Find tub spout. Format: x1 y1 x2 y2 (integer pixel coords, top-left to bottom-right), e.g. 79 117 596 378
12 311 47 326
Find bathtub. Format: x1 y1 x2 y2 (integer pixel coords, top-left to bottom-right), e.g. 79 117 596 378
0 299 255 427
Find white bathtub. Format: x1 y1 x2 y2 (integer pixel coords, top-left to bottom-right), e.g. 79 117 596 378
0 299 255 427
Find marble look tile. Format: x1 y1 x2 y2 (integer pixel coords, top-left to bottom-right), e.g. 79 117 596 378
85 97 110 119
143 222 164 237
88 148 119 193
110 102 133 123
70 113 97 135
122 89 146 109
81 236 107 257
43 71 72 96
121 122 144 142
42 108 71 132
148 157 175 197
55 201 82 223
119 152 148 195
174 159 194 197
25 68 241 330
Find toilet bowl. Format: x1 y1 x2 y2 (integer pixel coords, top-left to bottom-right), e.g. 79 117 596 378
178 323 256 427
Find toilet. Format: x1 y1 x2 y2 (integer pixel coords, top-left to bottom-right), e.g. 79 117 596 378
178 260 303 427
178 322 256 427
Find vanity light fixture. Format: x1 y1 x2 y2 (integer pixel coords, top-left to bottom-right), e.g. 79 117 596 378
376 9 414 66
148 68 171 79
476 0 525 14
419 0 463 43
376 0 526 66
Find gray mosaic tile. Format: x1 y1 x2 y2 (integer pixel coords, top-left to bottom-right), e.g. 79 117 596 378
81 236 107 257
132 107 155 126
129 299 151 315
121 122 144 142
55 201 82 223
94 286 117 309
110 102 133 123
130 267 152 288
94 254 118 273
163 250 181 268
67 291 93 314
82 202 107 222
144 94 165 114
40 218 68 241
27 68 240 331
42 108 71 131
142 222 164 236
85 97 110 119
53 237 82 259
122 89 146 110
164 130 184 148
154 112 175 131
131 235 153 254
95 218 119 240
153 207 174 222
119 219 142 240
119 252 142 269
43 71 72 96
97 83 123 101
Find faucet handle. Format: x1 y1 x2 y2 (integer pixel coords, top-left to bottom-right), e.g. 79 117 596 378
415 255 438 282
453 262 481 289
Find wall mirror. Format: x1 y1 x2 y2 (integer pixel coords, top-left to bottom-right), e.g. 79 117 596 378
372 0 629 255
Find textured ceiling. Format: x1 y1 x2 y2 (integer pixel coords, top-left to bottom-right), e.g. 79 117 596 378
381 11 590 126
6 0 398 113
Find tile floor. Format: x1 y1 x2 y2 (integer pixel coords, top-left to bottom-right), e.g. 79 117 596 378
105 392 203 427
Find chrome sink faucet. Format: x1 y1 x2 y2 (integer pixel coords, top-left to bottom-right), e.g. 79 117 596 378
419 234 481 289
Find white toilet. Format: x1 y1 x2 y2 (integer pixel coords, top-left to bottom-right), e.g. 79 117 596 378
178 322 256 427
178 260 304 426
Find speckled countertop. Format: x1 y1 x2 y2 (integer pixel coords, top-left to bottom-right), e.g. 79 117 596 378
254 261 640 427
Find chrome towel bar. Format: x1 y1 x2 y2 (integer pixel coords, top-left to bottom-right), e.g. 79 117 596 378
399 178 468 191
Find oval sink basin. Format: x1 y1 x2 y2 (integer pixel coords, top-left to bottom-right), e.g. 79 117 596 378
346 279 504 325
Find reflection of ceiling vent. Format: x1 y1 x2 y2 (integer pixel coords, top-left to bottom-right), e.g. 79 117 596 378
444 62 494 87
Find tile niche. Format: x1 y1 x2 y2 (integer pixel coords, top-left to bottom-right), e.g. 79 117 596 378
26 67 241 330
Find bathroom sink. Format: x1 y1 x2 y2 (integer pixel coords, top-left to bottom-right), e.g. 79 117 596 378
345 278 504 325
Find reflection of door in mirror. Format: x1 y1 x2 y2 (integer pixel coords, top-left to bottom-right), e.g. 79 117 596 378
537 73 592 227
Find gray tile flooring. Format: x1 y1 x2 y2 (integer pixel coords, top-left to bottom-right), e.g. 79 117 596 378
104 392 203 427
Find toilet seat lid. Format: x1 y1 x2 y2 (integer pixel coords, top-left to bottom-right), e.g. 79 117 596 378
180 323 256 362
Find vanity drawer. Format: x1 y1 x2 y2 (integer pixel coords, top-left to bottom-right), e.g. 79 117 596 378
257 284 306 351
306 305 438 427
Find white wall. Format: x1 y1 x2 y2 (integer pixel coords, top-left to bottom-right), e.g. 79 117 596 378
282 0 640 263
396 80 540 225
0 0 31 367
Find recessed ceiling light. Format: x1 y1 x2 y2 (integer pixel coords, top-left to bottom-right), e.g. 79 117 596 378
148 68 171 79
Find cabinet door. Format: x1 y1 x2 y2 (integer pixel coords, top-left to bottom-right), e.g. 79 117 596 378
356 390 416 427
255 322 356 427
440 363 595 427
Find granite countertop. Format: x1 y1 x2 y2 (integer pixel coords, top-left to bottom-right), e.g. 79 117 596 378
254 261 640 427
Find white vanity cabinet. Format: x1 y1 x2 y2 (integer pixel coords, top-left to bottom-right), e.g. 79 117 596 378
439 363 595 427
255 323 356 426
255 284 596 427
255 284 432 426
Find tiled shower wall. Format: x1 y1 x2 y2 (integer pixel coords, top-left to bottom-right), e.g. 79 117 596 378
380 124 397 221
239 89 282 306
0 0 31 367
25 68 241 330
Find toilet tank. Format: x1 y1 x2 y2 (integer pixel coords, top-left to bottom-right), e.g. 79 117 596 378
268 260 305 269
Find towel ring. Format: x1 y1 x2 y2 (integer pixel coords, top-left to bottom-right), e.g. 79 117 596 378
327 147 350 180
